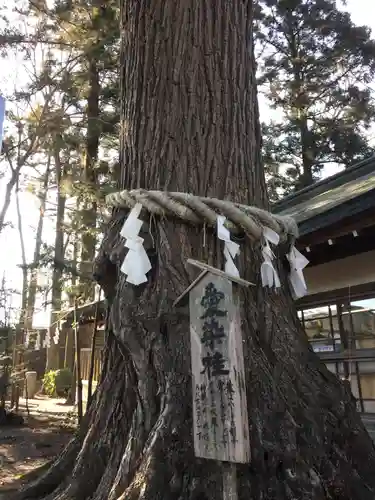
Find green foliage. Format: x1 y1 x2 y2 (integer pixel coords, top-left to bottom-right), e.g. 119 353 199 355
43 370 57 396
55 368 73 395
255 0 375 197
43 368 73 397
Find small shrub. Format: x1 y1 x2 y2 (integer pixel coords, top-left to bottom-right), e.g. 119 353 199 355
55 368 73 396
43 368 72 397
43 370 57 396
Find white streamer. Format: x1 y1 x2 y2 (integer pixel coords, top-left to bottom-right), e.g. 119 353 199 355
34 331 41 351
43 330 51 349
120 203 152 285
24 331 30 349
261 227 281 289
53 328 60 345
287 245 309 299
217 215 240 277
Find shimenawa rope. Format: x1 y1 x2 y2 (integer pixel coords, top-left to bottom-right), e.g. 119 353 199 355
106 189 298 243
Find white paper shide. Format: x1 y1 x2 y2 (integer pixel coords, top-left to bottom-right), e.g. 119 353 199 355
34 331 41 351
287 245 309 299
261 227 281 289
43 330 51 349
217 215 240 277
24 331 30 349
53 328 60 345
120 203 151 285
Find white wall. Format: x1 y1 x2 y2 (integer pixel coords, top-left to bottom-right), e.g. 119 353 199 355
304 250 375 296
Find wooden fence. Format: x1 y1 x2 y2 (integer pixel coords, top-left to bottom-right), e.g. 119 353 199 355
80 348 102 382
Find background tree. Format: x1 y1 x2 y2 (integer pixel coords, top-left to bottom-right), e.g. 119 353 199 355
0 0 119 373
32 0 120 369
33 0 118 300
0 92 55 233
13 1 375 500
24 154 51 332
28 0 120 301
256 0 375 195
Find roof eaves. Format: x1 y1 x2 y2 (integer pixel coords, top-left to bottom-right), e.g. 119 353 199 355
272 155 375 214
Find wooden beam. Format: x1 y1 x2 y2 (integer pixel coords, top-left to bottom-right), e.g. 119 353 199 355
187 259 255 288
304 227 375 268
318 348 375 363
173 270 209 308
297 281 375 309
298 208 375 248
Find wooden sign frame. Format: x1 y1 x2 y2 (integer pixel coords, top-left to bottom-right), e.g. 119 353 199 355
174 259 252 499
189 271 250 463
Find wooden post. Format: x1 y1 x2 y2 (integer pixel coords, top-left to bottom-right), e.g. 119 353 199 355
180 264 251 499
64 325 69 369
222 463 238 500
87 295 101 407
74 301 83 424
11 327 18 408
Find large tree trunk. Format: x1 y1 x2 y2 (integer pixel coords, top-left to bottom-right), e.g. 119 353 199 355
12 1 375 500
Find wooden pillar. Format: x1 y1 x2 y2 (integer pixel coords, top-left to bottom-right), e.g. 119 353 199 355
87 297 100 407
222 464 238 500
74 301 83 423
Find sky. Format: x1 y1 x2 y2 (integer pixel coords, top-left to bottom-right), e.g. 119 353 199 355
0 0 375 327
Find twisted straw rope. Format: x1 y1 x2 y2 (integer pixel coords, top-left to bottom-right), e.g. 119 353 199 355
106 189 298 242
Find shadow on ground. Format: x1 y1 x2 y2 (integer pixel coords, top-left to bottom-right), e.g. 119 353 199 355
0 397 76 492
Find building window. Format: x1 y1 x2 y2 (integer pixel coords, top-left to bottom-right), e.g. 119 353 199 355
299 298 375 414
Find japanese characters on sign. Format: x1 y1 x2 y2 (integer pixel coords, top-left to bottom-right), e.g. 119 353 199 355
189 273 250 463
200 282 229 378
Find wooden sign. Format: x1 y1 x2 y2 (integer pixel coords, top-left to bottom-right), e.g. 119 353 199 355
189 272 250 463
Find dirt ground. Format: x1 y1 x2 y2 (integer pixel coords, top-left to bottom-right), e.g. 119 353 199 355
0 396 76 493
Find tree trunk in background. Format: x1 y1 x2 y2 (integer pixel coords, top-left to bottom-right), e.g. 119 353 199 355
14 1 375 500
45 146 66 372
12 187 29 407
63 231 79 401
79 6 101 301
299 117 315 187
0 165 22 234
25 156 51 331
285 14 315 190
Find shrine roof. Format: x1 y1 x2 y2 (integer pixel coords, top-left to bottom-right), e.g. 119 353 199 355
60 299 106 327
273 156 375 238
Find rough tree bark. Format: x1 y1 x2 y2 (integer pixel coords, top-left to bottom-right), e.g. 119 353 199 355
12 1 375 499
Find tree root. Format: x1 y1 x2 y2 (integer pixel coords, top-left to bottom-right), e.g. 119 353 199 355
9 215 375 500
8 435 81 500
13 335 375 500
